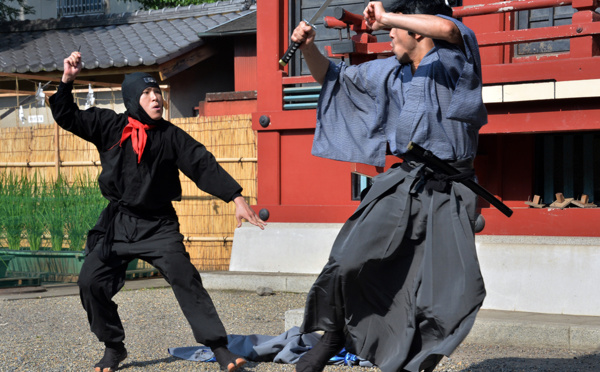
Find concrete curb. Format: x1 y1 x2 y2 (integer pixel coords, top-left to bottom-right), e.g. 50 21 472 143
284 307 600 352
201 271 318 293
465 309 600 351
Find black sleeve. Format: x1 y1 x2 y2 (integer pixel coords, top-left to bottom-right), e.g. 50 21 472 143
49 82 122 149
173 127 243 202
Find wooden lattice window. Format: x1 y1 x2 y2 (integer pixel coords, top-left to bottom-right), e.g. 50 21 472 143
515 5 576 56
533 132 599 205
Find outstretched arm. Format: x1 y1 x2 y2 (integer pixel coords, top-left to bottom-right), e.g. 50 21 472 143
364 2 462 45
234 196 266 229
290 21 330 85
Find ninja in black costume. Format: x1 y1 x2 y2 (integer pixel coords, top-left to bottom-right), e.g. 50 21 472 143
50 51 266 372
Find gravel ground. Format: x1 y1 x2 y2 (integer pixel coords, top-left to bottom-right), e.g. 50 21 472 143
1 287 599 372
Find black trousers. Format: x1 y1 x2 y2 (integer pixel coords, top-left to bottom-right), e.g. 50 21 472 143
78 212 228 347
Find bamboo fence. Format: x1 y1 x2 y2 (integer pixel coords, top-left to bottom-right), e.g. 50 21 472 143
0 114 257 271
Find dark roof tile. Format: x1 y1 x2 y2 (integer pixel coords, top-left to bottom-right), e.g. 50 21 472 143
0 0 256 74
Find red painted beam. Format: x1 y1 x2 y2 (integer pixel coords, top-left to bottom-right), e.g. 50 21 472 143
354 42 393 55
476 21 600 47
454 0 572 18
482 56 600 84
350 19 600 51
481 207 600 237
483 99 600 134
282 76 317 85
251 205 359 223
252 110 317 131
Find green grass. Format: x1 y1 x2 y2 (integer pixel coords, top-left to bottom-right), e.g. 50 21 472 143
41 176 68 251
0 172 105 251
0 172 26 250
22 173 46 251
64 174 105 251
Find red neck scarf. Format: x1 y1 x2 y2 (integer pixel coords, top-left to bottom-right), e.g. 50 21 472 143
116 117 155 163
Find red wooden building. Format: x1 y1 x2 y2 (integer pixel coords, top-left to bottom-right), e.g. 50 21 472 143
228 0 600 316
251 0 600 236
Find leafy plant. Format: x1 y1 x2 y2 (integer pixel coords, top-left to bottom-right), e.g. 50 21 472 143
0 0 35 21
23 173 46 251
41 176 69 251
0 172 105 252
0 172 26 250
64 174 105 251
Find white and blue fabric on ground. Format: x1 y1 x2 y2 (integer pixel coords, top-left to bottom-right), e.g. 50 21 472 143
168 327 373 366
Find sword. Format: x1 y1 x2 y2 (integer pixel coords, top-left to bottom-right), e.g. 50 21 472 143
279 0 334 67
406 142 513 218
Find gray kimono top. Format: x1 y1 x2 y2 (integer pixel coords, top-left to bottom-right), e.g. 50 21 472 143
311 16 487 167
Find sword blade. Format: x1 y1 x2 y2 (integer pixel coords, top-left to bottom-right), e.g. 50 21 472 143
308 0 335 25
279 0 335 66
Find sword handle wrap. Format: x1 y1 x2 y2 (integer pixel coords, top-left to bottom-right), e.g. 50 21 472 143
279 41 301 67
279 20 316 67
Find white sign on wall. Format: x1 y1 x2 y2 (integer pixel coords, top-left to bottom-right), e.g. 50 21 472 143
28 115 44 123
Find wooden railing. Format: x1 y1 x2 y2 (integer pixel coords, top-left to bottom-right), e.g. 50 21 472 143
458 0 599 83
282 0 599 89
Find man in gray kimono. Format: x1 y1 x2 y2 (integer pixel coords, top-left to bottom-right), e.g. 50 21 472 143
290 1 487 371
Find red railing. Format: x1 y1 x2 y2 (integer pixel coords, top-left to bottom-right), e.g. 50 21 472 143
453 0 573 17
281 0 599 86
456 0 599 52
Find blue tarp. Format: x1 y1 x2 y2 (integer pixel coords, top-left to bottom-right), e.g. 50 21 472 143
168 327 373 367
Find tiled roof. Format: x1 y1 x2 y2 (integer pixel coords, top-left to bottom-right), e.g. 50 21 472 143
0 0 256 74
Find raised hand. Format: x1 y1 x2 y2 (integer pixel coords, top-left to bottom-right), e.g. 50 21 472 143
291 21 317 50
62 51 82 83
363 1 388 31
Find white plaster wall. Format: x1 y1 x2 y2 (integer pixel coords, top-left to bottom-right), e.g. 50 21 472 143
230 223 342 274
476 235 600 316
230 223 600 316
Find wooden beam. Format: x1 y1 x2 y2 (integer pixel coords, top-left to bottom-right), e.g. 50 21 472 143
158 45 217 81
476 22 600 47
74 66 157 77
0 72 121 88
0 89 34 96
453 0 573 18
0 72 56 80
206 91 257 101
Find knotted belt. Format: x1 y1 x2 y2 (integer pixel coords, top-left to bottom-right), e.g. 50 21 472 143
403 142 513 217
400 157 475 194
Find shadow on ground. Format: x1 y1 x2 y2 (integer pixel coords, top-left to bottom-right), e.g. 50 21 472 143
119 357 178 369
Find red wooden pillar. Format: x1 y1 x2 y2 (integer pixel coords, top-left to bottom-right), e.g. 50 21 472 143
570 0 600 58
254 0 285 209
461 0 508 65
256 131 281 205
255 0 284 114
